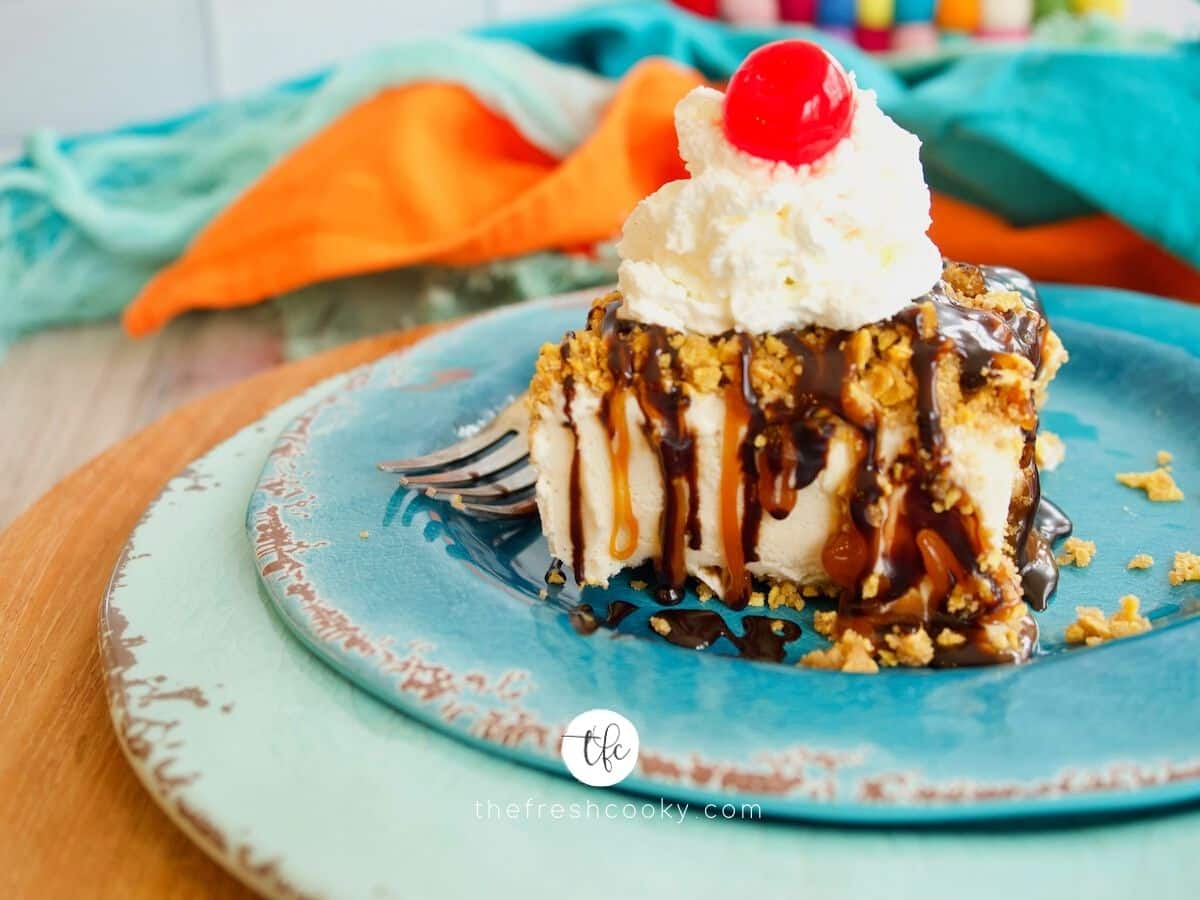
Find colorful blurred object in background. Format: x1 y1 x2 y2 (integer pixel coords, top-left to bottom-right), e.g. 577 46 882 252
674 0 1133 49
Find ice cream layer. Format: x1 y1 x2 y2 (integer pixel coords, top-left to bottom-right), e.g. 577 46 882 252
532 380 1024 598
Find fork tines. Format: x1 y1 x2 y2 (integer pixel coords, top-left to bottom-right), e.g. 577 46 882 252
378 394 536 517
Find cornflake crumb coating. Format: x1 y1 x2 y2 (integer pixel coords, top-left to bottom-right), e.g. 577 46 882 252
767 581 805 612
1065 596 1151 646
881 628 935 668
936 628 966 647
799 631 879 675
1168 551 1200 587
813 610 838 638
1057 537 1096 568
1116 467 1184 502
530 283 1060 437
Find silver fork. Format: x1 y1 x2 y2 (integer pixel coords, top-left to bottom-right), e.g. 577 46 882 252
377 394 537 517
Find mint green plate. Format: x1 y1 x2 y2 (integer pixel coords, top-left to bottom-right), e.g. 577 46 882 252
102 288 1200 898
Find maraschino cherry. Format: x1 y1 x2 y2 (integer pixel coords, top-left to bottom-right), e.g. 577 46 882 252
723 40 855 167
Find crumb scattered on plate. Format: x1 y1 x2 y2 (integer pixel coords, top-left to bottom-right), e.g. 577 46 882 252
767 581 804 611
650 615 671 636
1057 536 1096 567
630 579 647 590
1035 431 1066 471
358 530 371 539
1127 553 1154 570
799 630 879 674
696 582 713 602
936 628 966 648
881 628 934 668
1116 467 1184 502
813 610 837 637
747 590 766 607
1168 551 1200 587
1157 449 1174 466
1065 596 1151 647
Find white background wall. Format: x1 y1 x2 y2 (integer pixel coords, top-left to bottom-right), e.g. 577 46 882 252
0 0 590 161
1 0 1198 162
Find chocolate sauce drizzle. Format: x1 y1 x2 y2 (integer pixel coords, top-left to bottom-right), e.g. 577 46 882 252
648 609 802 663
601 303 698 604
555 264 1070 666
559 340 587 584
1022 496 1073 612
569 600 637 636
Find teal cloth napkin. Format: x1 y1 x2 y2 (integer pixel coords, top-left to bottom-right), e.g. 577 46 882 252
0 36 617 349
0 0 1195 350
901 46 1200 247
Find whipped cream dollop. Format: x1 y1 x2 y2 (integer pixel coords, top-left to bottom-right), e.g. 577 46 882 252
617 84 943 334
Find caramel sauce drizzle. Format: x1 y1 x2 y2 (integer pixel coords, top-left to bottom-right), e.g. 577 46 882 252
916 528 967 601
821 527 869 593
600 302 697 603
604 389 639 560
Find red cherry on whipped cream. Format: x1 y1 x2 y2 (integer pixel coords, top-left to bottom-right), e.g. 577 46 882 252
723 40 855 167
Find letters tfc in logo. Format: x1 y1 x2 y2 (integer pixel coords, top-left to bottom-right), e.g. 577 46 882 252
559 708 640 787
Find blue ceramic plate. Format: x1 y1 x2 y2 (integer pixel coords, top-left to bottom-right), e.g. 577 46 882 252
248 285 1200 824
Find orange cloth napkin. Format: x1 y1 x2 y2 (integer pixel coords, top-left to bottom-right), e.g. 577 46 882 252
123 60 1200 336
929 194 1200 303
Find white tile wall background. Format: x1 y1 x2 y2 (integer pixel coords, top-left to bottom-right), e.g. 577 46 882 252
1 0 1198 161
205 0 494 96
0 0 588 160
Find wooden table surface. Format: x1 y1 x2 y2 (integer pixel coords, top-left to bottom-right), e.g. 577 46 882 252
0 306 286 532
0 263 587 532
0 325 435 898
